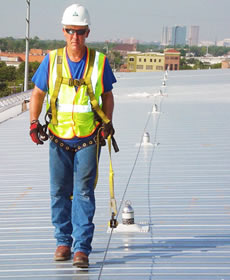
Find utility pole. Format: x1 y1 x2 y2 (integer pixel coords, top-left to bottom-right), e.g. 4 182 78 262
24 0 30 92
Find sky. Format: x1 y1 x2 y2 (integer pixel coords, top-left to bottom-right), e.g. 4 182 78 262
0 0 229 43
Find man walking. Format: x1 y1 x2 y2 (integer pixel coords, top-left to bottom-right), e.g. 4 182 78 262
29 4 116 268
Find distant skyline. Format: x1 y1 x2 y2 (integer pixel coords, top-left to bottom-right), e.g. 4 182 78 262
0 0 229 43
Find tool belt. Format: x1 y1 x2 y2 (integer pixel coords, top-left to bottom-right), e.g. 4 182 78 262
49 131 97 153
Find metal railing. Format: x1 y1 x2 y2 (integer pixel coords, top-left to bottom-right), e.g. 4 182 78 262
0 90 32 112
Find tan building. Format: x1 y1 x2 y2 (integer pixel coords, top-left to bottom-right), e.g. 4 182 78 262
127 49 180 72
222 59 230 69
164 49 180 70
127 52 165 72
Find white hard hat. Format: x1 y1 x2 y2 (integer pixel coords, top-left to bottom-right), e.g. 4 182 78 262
61 4 91 26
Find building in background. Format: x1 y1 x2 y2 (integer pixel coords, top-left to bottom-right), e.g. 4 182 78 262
0 55 22 68
164 49 180 70
217 38 230 47
199 41 215 47
122 37 139 44
161 26 172 46
112 44 137 56
188 26 200 46
171 25 187 46
0 48 47 68
162 25 201 47
127 52 164 72
222 59 230 69
127 49 180 72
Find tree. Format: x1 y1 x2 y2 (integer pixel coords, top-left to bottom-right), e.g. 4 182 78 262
211 63 221 69
0 82 9 97
0 62 7 68
6 66 17 81
0 63 8 82
16 62 25 80
180 58 192 70
179 48 186 57
29 62 40 80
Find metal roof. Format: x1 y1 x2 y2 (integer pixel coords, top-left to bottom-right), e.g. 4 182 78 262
0 69 230 279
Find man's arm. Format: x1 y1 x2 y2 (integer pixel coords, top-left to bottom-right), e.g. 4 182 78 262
29 86 47 145
30 86 46 122
101 91 114 121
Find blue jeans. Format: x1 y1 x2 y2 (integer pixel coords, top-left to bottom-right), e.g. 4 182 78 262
49 141 99 256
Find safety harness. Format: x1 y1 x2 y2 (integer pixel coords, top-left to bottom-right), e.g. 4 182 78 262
45 47 118 228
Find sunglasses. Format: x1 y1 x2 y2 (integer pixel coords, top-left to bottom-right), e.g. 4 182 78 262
65 28 88 36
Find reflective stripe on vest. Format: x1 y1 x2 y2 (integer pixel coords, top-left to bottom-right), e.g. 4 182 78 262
47 47 106 139
57 104 92 113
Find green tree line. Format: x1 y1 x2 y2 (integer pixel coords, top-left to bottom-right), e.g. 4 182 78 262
0 61 39 97
0 37 116 53
0 37 66 52
179 58 221 70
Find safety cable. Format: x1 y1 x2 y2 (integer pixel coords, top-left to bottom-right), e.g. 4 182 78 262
147 73 168 279
98 102 155 280
98 74 168 280
147 96 165 280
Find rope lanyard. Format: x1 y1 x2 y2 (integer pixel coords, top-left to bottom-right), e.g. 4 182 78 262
95 128 117 216
107 135 117 216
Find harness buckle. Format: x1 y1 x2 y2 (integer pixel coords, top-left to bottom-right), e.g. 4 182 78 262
74 79 81 87
69 78 85 87
69 78 74 86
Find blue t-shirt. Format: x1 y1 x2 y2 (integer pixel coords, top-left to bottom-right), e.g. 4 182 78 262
32 48 116 147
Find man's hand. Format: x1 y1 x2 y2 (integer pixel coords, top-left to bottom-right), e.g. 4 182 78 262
30 120 48 145
101 121 115 139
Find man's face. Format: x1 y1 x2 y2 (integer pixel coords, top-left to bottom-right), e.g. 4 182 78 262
63 25 90 52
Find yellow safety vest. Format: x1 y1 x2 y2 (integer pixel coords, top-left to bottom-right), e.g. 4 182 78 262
47 47 106 139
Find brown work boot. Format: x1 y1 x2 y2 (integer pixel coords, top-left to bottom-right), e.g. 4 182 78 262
54 246 71 261
73 251 89 268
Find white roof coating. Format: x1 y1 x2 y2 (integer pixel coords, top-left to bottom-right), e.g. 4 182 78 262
0 69 230 279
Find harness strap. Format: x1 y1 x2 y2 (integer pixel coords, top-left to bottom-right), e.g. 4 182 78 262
50 48 63 125
85 50 110 125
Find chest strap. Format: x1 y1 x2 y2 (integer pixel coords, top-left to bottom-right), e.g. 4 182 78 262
50 48 64 125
